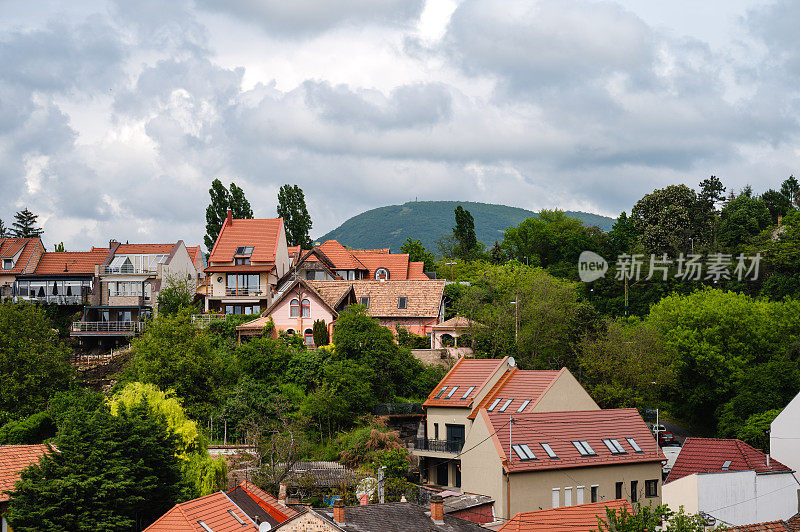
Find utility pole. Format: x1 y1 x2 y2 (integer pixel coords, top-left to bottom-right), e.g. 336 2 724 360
624 276 628 317
445 262 456 281
510 298 518 342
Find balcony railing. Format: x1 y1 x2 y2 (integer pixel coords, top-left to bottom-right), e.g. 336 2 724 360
71 321 145 334
225 287 263 296
16 295 85 305
104 266 157 274
415 438 464 454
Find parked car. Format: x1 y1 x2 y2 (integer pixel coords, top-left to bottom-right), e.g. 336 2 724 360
659 431 677 446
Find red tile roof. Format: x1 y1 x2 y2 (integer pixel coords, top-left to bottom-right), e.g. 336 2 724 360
144 491 257 531
730 522 793 532
33 250 109 275
236 481 298 521
318 240 366 270
208 218 284 264
186 245 202 264
407 261 428 279
305 279 445 318
499 499 632 532
115 243 176 254
0 444 49 502
0 238 42 274
352 250 413 280
482 409 664 473
424 357 508 408
665 438 792 484
468 367 563 419
287 245 302 259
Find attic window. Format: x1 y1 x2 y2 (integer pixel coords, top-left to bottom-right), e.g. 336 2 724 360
487 398 502 412
498 399 513 413
235 246 253 255
516 399 531 413
446 386 459 398
360 296 370 308
198 521 214 532
435 386 448 399
228 510 246 525
2 258 12 270
602 439 626 454
461 386 475 399
512 444 538 461
541 443 558 459
626 438 643 453
572 441 596 456
398 296 408 309
375 267 390 280
722 460 732 470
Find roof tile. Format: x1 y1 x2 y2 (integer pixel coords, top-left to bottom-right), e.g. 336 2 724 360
208 218 283 264
424 357 508 408
32 250 109 275
468 367 563 419
665 438 792 483
499 499 632 531
0 444 49 502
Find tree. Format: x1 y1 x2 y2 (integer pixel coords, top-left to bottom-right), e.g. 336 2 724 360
762 188 793 224
11 208 43 238
250 413 309 490
228 183 253 219
0 303 74 424
630 185 698 254
718 192 771 250
597 503 708 532
0 218 6 237
53 242 66 252
277 184 313 249
607 211 637 256
312 319 329 346
156 273 197 315
6 400 188 532
781 175 800 207
696 176 726 248
204 179 253 251
452 205 478 259
490 240 504 264
400 238 436 272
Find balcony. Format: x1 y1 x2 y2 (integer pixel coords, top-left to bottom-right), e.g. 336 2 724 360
104 266 157 275
415 438 464 454
71 321 145 335
16 295 85 305
224 287 263 297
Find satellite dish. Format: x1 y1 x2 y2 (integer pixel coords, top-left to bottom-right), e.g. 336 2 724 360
259 522 272 532
508 357 516 367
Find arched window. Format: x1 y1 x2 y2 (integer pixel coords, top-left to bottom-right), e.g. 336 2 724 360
286 329 295 335
301 298 311 317
290 298 300 317
304 328 314 346
375 267 390 280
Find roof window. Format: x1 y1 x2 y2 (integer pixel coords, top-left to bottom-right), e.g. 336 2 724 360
228 510 246 525
398 296 407 309
512 444 538 461
434 386 448 399
602 439 626 454
235 246 253 255
198 521 214 532
541 443 558 458
626 437 643 453
446 386 459 398
498 399 513 412
722 460 732 470
487 398 502 411
572 441 596 456
375 267 390 280
516 399 531 412
461 386 476 399
2 258 13 270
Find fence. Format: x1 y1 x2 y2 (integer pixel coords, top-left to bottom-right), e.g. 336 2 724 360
71 321 145 334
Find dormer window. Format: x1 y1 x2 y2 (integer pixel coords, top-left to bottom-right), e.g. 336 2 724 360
360 296 370 308
235 246 253 265
2 258 12 270
235 246 253 255
375 267 390 280
398 296 407 309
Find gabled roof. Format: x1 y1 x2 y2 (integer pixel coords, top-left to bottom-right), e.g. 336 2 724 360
729 521 794 532
313 502 487 532
482 409 664 473
0 238 42 274
498 499 632 532
229 481 298 524
306 281 357 310
407 261 427 279
0 444 49 502
114 243 176 254
350 249 413 280
186 246 204 267
467 367 563 419
207 217 284 264
318 240 367 270
31 249 109 275
424 357 508 408
442 493 493 514
432 316 478 330
665 438 793 484
144 491 257 531
307 279 445 318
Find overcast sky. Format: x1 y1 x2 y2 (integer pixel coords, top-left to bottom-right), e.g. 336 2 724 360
1 0 798 250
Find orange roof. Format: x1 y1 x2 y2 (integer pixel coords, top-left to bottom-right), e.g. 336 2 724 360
432 316 480 330
483 409 664 473
467 367 563 419
499 499 631 531
208 218 283 264
145 491 256 531
0 444 49 502
33 249 109 275
665 438 792 484
287 245 302 259
317 240 366 270
352 250 413 280
0 238 42 274
236 481 298 520
407 261 428 279
305 279 444 318
186 245 202 264
424 357 508 408
730 522 793 532
115 243 176 254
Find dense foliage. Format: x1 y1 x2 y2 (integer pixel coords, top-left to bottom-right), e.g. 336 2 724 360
277 184 313 248
204 178 253 251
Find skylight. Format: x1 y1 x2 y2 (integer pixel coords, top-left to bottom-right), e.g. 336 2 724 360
512 444 538 461
446 386 459 398
722 460 732 470
626 437 643 453
488 398 502 411
461 386 476 399
198 521 214 532
435 386 448 398
228 510 246 525
498 399 513 412
235 246 254 255
516 399 531 412
572 441 596 456
602 439 626 454
541 443 558 458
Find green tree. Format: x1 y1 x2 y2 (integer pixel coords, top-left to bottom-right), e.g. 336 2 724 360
607 211 637 256
0 303 74 423
53 242 66 252
277 184 313 248
312 319 329 346
0 218 7 237
11 208 44 238
228 183 253 219
780 175 800 207
156 273 197 315
696 175 726 248
452 205 478 259
630 185 698 254
597 503 708 532
490 240 504 264
718 192 771 250
204 179 253 251
762 188 793 224
0 411 56 444
736 409 781 451
399 238 436 272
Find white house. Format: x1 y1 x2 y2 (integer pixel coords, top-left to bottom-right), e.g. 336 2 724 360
771 391 800 483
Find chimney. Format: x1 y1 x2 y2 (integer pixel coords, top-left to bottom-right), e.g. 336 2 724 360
430 495 444 524
226 209 232 225
278 483 287 505
333 499 345 525
109 239 118 248
359 493 369 505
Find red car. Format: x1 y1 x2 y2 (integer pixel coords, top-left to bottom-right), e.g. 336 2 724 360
658 431 676 446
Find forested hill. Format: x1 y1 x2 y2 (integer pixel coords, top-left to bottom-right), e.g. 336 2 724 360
316 201 615 252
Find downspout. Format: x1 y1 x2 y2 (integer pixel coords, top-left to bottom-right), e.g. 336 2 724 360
506 464 511 521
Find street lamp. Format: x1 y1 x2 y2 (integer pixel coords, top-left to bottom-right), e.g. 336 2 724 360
445 262 456 281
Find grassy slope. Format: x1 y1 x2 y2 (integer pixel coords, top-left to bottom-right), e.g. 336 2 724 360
316 201 614 252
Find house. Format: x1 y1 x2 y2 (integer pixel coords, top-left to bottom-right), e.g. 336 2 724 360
431 316 479 349
414 357 599 490
71 240 199 345
771 390 800 482
204 211 291 315
0 238 44 300
461 408 664 521
662 438 800 527
145 480 298 531
14 248 109 305
273 496 486 531
727 515 800 531
186 245 206 283
498 498 632 531
0 444 49 531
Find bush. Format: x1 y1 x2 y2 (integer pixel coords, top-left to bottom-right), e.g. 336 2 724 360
313 319 329 346
396 327 430 349
0 411 56 444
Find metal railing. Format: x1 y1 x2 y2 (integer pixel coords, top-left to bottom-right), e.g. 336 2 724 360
415 438 464 453
71 321 145 334
104 266 157 274
191 314 225 327
15 295 85 305
225 287 263 296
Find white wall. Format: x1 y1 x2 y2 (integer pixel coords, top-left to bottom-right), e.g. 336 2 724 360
771 391 800 482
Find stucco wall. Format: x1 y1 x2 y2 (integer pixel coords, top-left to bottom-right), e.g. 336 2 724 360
425 406 473 441
696 471 799 526
771 392 800 482
270 287 335 335
532 370 600 413
275 227 290 278
662 474 699 515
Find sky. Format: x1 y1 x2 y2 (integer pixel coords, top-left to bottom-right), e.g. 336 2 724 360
1 0 799 250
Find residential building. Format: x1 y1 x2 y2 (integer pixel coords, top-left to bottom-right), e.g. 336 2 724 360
440 493 495 524
431 316 479 349
414 357 599 490
771 390 800 482
204 211 290 315
460 408 663 521
0 444 49 531
14 249 108 305
0 238 44 300
498 498 631 531
728 515 800 531
663 438 800 527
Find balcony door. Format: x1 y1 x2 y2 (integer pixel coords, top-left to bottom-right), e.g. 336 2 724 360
445 424 465 452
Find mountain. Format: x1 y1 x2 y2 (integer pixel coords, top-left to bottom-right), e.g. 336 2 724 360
316 201 615 253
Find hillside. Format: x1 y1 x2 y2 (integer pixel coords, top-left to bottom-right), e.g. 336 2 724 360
316 201 614 252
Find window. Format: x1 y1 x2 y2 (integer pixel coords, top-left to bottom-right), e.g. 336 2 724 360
398 296 407 309
576 485 584 505
722 460 732 470
541 443 558 459
552 488 560 508
564 487 572 506
304 329 314 345
516 399 531 412
198 521 214 532
626 437 643 453
630 481 638 502
375 267 390 280
235 257 250 265
301 298 310 317
235 246 253 255
645 479 658 498
498 399 513 412
290 298 300 317
435 386 448 399
446 386 459 398
2 258 12 270
487 398 502 411
226 273 259 294
360 296 370 308
572 441 596 456
615 482 623 500
286 329 295 335
591 485 599 503
602 439 626 454
461 386 475 399
511 444 537 461
434 423 439 440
